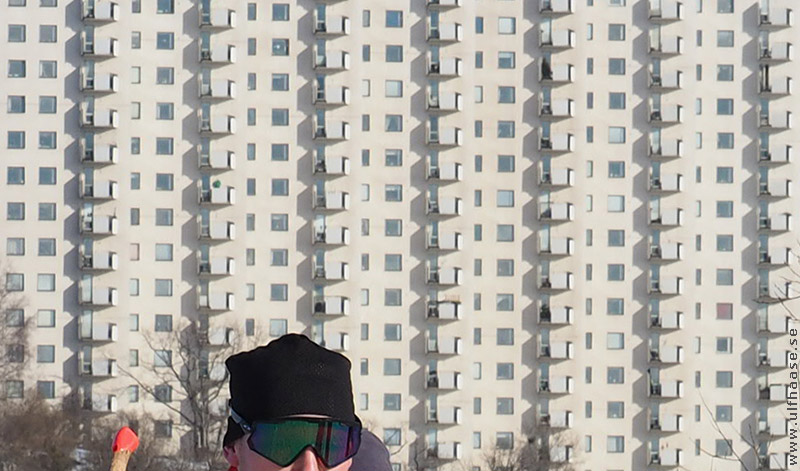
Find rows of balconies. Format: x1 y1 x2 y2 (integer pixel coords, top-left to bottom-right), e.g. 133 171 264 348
538 237 575 256
649 380 683 399
758 384 788 402
539 203 574 221
538 342 574 360
649 174 683 193
427 300 462 320
197 288 235 312
313 261 349 282
650 138 683 158
426 370 462 390
199 185 236 205
199 149 236 171
648 0 683 22
649 276 683 295
760 42 793 63
426 442 461 460
425 336 462 355
539 99 574 119
759 454 791 471
82 1 119 22
80 105 118 129
198 218 235 241
81 35 118 57
538 305 573 325
80 211 118 236
313 84 350 106
538 376 574 394
540 62 574 85
314 156 350 176
426 406 462 425
80 249 118 271
428 57 462 77
649 345 684 364
648 242 682 261
758 311 791 334
427 231 463 251
79 286 118 307
198 256 235 277
313 295 350 317
81 141 118 165
650 70 683 91
756 348 790 369
539 272 574 291
81 72 118 93
427 162 462 181
539 0 573 15
427 196 462 216
760 75 792 96
80 175 118 200
649 413 683 432
427 267 463 286
427 91 463 112
78 320 118 342
200 6 236 28
649 208 683 227
322 333 349 352
539 133 575 152
649 449 682 467
650 311 684 329
760 7 794 29
314 12 350 36
314 120 350 141
426 126 463 146
539 410 573 428
758 110 792 130
427 22 463 43
83 393 118 412
427 0 461 8
200 43 237 64
314 50 350 71
199 78 236 99
649 35 683 55
758 213 792 232
79 359 118 378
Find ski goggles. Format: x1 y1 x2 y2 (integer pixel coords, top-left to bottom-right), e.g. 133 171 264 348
230 405 362 468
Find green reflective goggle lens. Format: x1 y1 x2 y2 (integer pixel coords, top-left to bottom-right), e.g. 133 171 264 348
245 417 362 468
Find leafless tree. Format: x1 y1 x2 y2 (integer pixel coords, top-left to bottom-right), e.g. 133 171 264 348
481 424 579 471
119 319 262 468
0 260 32 388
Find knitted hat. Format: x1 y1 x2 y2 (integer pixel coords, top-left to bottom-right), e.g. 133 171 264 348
223 334 357 447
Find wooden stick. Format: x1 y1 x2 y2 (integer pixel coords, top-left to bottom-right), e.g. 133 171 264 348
110 426 140 471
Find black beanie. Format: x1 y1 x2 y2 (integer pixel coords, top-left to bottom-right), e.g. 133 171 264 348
223 333 358 447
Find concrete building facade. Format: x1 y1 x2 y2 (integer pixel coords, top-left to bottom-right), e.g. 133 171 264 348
1 0 798 469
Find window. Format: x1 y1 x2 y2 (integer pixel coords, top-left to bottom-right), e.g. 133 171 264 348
497 398 514 415
607 401 625 418
608 264 625 281
497 294 514 311
608 162 625 178
383 393 401 411
716 167 733 183
497 259 514 277
383 359 401 376
156 67 174 84
716 371 733 388
8 131 25 149
716 235 733 251
271 144 289 161
155 244 173 261
497 190 514 208
497 224 514 242
272 109 289 126
717 64 733 81
497 328 514 345
385 10 402 27
7 167 25 184
362 9 370 26
156 0 173 13
609 58 626 75
270 284 288 301
607 298 624 315
498 51 515 69
7 202 25 220
270 249 288 267
156 32 174 50
607 436 624 453
384 254 402 271
498 86 515 103
39 60 56 78
717 30 734 47
154 279 172 296
608 127 626 143
385 80 402 97
716 99 733 115
6 238 24 255
716 201 733 218
154 349 172 367
383 428 401 447
498 17 516 34
607 333 625 349
39 96 56 113
247 38 257 55
39 240 56 257
156 102 174 120
386 45 403 63
269 319 288 337
608 24 625 40
155 208 173 226
607 367 624 384
609 93 626 109
8 24 25 42
385 115 402 132
156 137 173 155
716 337 733 354
155 173 173 191
8 60 26 78
385 219 402 236
498 121 515 138
716 269 733 286
715 405 733 422
385 149 402 166
272 3 289 20
608 195 625 212
496 433 514 450
717 0 733 13
272 39 289 56
36 345 55 363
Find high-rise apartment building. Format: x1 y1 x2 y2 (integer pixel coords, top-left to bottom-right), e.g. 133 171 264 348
1 0 798 469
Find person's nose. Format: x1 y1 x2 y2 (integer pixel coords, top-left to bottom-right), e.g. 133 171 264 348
291 448 323 471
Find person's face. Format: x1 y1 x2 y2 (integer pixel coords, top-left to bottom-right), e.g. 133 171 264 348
225 438 353 471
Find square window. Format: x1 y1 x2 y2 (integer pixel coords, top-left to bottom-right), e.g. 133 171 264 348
496 398 514 415
385 80 403 97
385 10 402 27
497 328 514 345
497 190 514 208
271 214 289 231
498 86 515 103
497 155 515 172
385 149 402 166
39 167 56 184
717 65 734 81
272 39 289 56
270 284 288 301
6 237 24 255
607 367 624 384
716 337 733 353
607 401 625 418
271 143 289 161
7 202 25 220
157 0 173 14
7 167 24 184
716 235 733 251
36 273 55 291
156 137 174 155
715 405 733 422
607 436 624 453
608 126 626 143
498 51 515 69
383 393 401 411
609 92 626 109
716 371 733 387
716 268 733 285
607 298 624 315
38 203 56 221
384 254 402 271
8 25 26 42
272 73 289 91
717 0 734 13
498 121 515 138
497 363 514 379
156 102 174 120
154 314 173 332
271 109 289 126
36 345 55 363
8 60 26 78
609 58 626 75
385 219 402 236
717 30 734 47
716 201 733 217
7 96 25 114
608 264 625 281
608 162 625 178
716 167 734 183
497 224 514 242
498 17 516 34
608 24 625 41
607 333 625 349
384 323 401 341
272 4 289 20
386 45 403 63
384 289 402 306
608 195 625 212
268 319 288 337
39 60 57 78
37 309 55 327
155 173 174 191
155 243 173 261
37 381 55 399
156 32 174 49
155 208 173 226
716 98 734 115
8 131 25 149
385 115 403 132
496 294 514 311
154 279 173 296
497 259 514 277
383 359 401 375
156 67 174 84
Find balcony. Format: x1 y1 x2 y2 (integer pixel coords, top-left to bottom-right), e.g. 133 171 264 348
78 321 118 342
539 99 575 119
427 126 463 146
649 242 683 261
313 51 350 71
313 226 350 245
200 8 236 28
648 0 683 22
314 14 350 36
82 1 119 22
199 150 236 171
650 449 682 466
200 44 237 64
81 36 118 57
313 85 350 106
759 179 792 198
758 312 790 334
427 301 462 320
543 411 573 428
539 376 574 394
81 143 118 165
759 111 792 131
198 220 235 241
314 156 350 176
427 196 463 216
649 208 683 227
427 23 463 43
313 296 350 316
80 250 118 271
538 305 573 325
79 287 118 307
314 121 351 140
539 133 575 152
198 257 235 276
427 91 463 112
758 384 787 401
650 138 683 158
197 290 235 312
427 267 463 286
199 79 237 99
758 145 792 164
427 231 463 251
762 453 790 470
757 349 788 368
649 380 683 398
427 57 462 77
538 342 574 360
80 178 118 201
649 36 683 55
427 0 461 8
758 282 791 301
81 107 119 129
80 214 118 236
539 0 574 15
539 63 574 84
759 8 793 29
539 29 576 49
649 276 683 295
314 191 350 210
650 70 683 90
649 414 683 432
758 213 792 232
426 336 462 355
649 105 683 125
759 76 792 96
650 311 684 329
85 394 117 412
760 43 792 62
649 174 683 193
199 115 236 135
427 162 463 181
79 359 118 378
324 333 349 352
426 406 462 425
425 371 461 390
81 73 119 93
539 272 574 291
539 237 575 256
539 203 575 221
649 345 684 364
207 327 235 347
428 443 461 460
199 186 236 206
313 262 349 281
